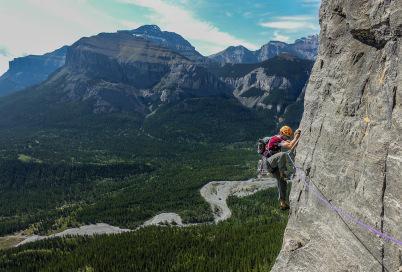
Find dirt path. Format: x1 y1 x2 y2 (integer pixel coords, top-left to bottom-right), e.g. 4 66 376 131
15 177 277 246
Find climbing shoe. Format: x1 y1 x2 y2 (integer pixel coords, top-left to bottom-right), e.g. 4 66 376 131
279 199 290 210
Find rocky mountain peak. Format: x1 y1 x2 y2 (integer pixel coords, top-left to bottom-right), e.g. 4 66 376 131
263 40 288 46
227 45 250 51
130 24 192 48
294 34 319 45
134 24 162 33
126 25 205 62
209 45 255 64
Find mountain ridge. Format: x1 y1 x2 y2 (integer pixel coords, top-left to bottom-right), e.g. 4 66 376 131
0 46 67 96
0 25 318 97
209 35 319 64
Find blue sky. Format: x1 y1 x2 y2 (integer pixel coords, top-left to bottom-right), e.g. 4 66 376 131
0 0 320 74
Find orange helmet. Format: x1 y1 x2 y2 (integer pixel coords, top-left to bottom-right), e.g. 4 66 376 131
280 126 293 137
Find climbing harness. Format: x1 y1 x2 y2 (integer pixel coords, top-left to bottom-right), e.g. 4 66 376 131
285 150 402 248
257 133 299 177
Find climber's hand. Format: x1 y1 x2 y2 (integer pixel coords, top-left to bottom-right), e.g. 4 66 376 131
295 129 301 137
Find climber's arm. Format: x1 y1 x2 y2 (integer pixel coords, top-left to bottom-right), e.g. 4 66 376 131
281 129 301 150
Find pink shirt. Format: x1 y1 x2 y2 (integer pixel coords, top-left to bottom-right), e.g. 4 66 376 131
266 135 286 152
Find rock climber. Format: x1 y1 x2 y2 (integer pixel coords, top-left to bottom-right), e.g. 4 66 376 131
263 125 301 210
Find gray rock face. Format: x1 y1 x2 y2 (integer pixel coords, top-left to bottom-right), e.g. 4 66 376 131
227 68 294 109
272 0 402 271
216 55 313 127
152 64 229 103
209 35 319 64
0 46 67 96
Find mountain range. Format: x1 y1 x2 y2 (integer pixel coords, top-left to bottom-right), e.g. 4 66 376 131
208 35 318 64
0 25 318 97
0 25 313 138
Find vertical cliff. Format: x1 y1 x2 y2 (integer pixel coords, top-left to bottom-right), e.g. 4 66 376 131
272 0 401 271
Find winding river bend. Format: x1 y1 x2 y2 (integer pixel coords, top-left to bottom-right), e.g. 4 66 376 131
17 177 277 246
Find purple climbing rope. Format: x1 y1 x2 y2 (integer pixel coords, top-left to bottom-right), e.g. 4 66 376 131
286 152 402 247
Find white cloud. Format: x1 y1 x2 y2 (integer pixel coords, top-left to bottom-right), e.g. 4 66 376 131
0 0 141 75
0 56 10 75
272 32 291 43
117 0 258 54
260 15 319 31
0 46 10 57
260 21 318 30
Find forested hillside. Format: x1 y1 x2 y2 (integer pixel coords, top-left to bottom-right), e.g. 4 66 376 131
0 189 289 272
